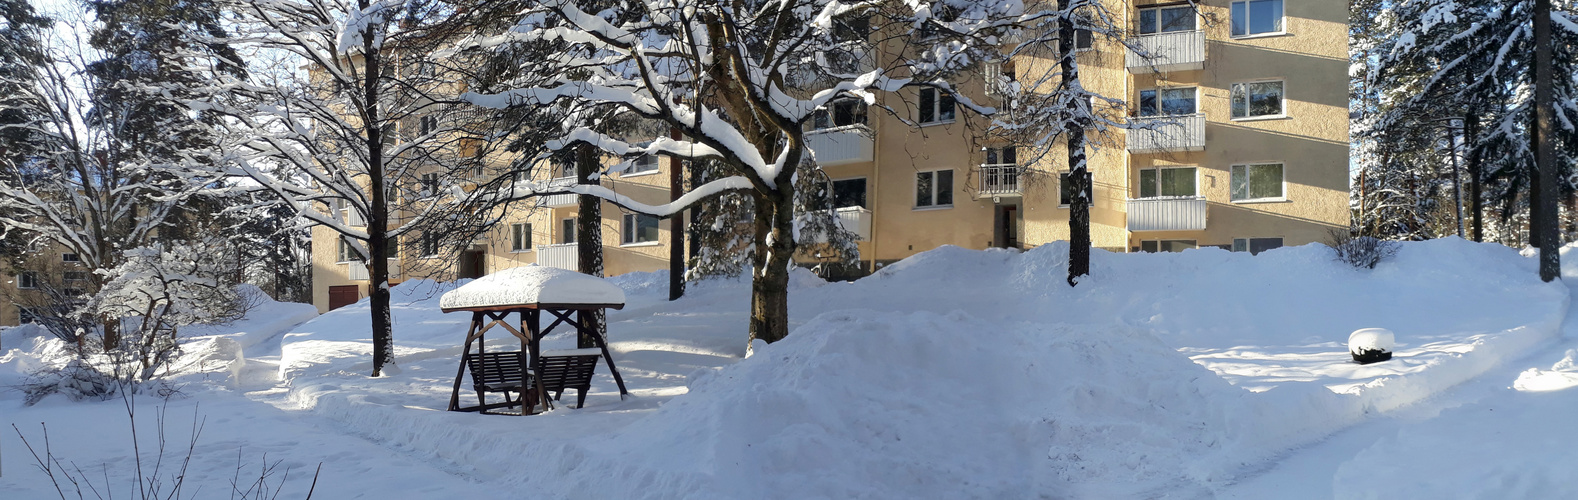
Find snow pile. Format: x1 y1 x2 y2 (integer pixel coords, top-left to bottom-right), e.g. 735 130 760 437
1513 349 1578 392
1348 328 1396 355
438 265 626 311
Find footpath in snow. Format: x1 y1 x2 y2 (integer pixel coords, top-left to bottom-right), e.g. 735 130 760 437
0 238 1568 498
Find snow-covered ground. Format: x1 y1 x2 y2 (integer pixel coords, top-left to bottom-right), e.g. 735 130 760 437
2 238 1573 498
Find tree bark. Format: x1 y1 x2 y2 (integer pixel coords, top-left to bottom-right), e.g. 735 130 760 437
669 127 685 301
576 143 604 348
1059 0 1091 286
1465 112 1483 242
749 190 795 344
364 22 394 377
1534 0 1559 282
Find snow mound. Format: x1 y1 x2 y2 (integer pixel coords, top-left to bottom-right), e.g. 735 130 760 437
1349 328 1396 354
439 265 626 311
597 310 1261 498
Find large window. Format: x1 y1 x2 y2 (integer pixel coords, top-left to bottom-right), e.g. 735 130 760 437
623 213 660 245
18 271 38 289
832 178 867 208
1138 167 1198 198
814 99 868 129
1139 88 1198 117
915 169 954 207
1231 81 1284 119
337 238 359 263
1233 237 1284 255
1231 163 1285 201
918 88 956 124
511 223 532 252
985 146 1017 166
1059 172 1077 206
630 154 660 174
1231 0 1284 37
1139 5 1196 34
1141 240 1197 253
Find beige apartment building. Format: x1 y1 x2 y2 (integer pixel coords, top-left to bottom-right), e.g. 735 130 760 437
306 0 1350 313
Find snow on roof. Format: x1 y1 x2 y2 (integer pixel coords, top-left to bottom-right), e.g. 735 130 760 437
439 265 626 312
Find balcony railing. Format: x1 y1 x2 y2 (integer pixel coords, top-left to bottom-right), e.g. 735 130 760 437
806 125 875 166
536 243 579 271
537 177 579 208
1127 113 1206 153
1126 30 1206 73
1127 196 1208 232
835 206 872 241
978 164 1023 197
345 259 400 281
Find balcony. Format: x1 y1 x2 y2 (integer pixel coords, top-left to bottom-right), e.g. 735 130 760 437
538 177 579 208
977 164 1023 197
536 243 579 271
1127 113 1205 153
1125 30 1205 73
806 125 874 166
345 259 400 281
1127 196 1208 232
835 206 871 241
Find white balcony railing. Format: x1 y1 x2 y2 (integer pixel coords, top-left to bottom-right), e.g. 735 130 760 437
1126 30 1206 73
977 164 1023 197
346 259 400 281
1127 113 1206 153
1127 196 1208 232
536 243 579 271
806 125 875 166
538 176 579 208
835 206 872 241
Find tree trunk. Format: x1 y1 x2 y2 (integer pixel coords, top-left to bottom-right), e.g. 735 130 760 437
1466 112 1484 242
749 191 795 344
1534 0 1560 282
576 143 605 348
1059 0 1091 286
669 127 685 301
363 10 394 377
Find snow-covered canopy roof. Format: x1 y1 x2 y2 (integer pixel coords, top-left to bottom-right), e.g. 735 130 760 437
439 265 626 312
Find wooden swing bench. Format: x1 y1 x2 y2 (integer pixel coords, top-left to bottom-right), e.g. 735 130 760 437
463 350 603 413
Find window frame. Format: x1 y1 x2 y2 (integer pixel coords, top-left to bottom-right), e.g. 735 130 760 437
419 172 441 198
1230 0 1286 38
914 169 955 209
336 238 362 263
561 217 578 244
831 177 869 209
622 213 661 246
1230 79 1287 120
419 115 438 136
18 271 38 289
1058 172 1079 208
1232 237 1285 255
510 223 533 252
60 253 80 263
420 231 440 258
63 271 87 282
1139 239 1198 253
917 88 957 125
1137 5 1197 35
1138 87 1199 117
813 98 869 130
627 154 661 175
1137 166 1200 199
1230 162 1287 202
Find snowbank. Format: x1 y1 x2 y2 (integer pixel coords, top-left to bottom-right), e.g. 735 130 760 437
438 265 626 311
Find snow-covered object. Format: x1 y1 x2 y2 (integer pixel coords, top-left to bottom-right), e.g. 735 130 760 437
438 266 626 311
1349 328 1396 364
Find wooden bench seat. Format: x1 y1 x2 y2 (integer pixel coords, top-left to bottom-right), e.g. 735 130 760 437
464 351 603 412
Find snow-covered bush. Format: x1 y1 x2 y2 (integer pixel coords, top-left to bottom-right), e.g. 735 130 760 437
21 358 117 405
84 240 244 380
1331 230 1402 269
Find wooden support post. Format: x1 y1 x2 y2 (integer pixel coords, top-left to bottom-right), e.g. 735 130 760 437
449 312 483 412
586 309 630 398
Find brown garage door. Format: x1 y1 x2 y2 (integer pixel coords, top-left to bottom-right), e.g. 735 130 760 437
328 285 361 311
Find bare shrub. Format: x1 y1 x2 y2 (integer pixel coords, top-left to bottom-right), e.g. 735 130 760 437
1329 229 1402 269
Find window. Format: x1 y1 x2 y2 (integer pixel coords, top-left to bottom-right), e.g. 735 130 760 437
985 146 1018 166
511 223 532 252
63 271 87 282
833 14 870 43
917 4 958 39
18 305 37 324
1232 0 1284 37
420 115 438 136
623 213 660 244
561 218 577 244
421 231 440 257
1233 237 1284 255
61 253 80 263
984 60 1017 96
915 170 954 208
62 288 83 297
1231 163 1285 201
18 271 38 289
1058 172 1079 206
1139 5 1197 34
630 154 660 174
337 238 361 263
388 238 399 259
1138 167 1198 198
832 178 867 208
1140 240 1197 253
1139 88 1198 117
814 99 868 129
420 173 440 197
918 88 956 124
1072 28 1093 50
1231 81 1284 119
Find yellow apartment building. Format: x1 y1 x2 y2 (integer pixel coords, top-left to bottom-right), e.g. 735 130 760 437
306 0 1350 313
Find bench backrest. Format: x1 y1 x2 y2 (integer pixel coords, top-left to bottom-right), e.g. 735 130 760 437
465 351 600 392
466 351 525 388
